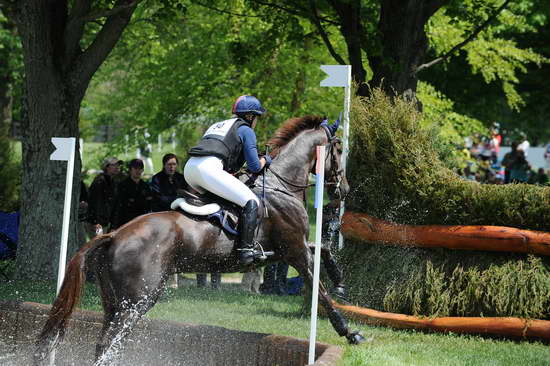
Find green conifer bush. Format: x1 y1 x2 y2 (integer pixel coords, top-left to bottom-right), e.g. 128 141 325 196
340 89 550 319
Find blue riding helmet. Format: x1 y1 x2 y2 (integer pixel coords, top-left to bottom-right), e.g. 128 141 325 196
232 95 266 115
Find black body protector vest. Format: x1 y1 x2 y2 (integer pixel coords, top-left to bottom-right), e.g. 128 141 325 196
188 118 249 173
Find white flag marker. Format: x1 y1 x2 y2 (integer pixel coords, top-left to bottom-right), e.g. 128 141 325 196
320 65 351 87
309 145 326 364
320 65 351 249
50 137 76 295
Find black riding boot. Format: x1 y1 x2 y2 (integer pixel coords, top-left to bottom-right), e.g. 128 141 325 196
238 199 262 265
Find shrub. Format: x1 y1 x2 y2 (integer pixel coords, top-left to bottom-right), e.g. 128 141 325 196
341 88 550 318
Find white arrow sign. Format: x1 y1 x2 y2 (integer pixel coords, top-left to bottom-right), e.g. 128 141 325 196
49 137 76 294
320 65 351 87
50 137 76 161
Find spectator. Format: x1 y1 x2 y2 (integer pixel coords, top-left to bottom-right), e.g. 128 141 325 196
501 141 519 184
532 168 549 186
196 273 222 290
260 262 289 295
78 180 89 223
479 136 492 162
150 153 186 212
137 129 155 174
518 133 530 157
87 157 122 235
150 154 220 286
241 268 261 294
544 144 550 170
509 150 530 183
490 128 501 164
112 159 154 229
78 180 90 244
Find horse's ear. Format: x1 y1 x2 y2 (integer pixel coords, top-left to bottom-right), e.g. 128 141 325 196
327 112 342 136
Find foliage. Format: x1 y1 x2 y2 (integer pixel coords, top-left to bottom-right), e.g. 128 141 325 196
342 89 550 318
427 0 548 111
0 126 20 211
347 88 550 230
423 0 550 142
416 82 487 170
83 1 344 154
339 243 550 319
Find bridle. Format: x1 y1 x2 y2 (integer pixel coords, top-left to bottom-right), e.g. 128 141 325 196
265 127 344 199
323 135 344 194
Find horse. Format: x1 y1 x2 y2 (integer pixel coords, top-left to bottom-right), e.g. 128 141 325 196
34 115 364 365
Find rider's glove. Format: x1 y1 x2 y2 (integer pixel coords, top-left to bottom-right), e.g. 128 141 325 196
262 155 272 170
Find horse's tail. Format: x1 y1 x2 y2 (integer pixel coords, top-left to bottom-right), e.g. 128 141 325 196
34 234 112 362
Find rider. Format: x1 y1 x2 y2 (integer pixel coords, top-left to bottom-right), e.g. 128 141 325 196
184 95 272 265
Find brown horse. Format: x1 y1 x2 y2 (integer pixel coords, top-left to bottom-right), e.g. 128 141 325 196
34 115 364 365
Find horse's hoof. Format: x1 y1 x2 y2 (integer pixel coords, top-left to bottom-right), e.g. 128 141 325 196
347 331 366 345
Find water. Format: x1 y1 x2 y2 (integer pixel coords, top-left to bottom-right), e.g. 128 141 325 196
0 340 17 366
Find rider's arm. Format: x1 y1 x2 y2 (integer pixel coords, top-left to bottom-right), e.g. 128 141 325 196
238 125 271 173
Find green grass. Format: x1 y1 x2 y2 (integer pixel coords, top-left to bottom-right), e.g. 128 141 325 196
1 279 548 365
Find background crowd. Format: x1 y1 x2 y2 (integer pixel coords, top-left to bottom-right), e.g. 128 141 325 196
458 124 550 186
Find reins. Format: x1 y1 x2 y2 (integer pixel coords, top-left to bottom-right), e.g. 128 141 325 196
259 129 342 197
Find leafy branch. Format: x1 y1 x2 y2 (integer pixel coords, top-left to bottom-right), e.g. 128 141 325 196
415 0 512 74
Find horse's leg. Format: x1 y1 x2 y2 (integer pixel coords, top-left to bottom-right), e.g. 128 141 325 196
288 245 364 345
94 257 169 364
320 247 348 301
94 284 166 366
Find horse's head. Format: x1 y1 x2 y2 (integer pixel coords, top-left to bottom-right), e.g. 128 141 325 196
320 116 350 201
266 115 349 200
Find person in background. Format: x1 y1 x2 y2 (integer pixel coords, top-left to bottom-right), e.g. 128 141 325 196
137 129 155 174
196 273 222 290
150 153 186 212
489 127 501 165
544 144 550 171
509 150 530 183
532 167 549 186
87 157 122 235
518 133 530 157
112 159 154 229
260 262 289 295
501 141 519 184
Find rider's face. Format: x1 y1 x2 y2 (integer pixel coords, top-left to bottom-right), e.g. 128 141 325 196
164 158 178 176
251 115 259 129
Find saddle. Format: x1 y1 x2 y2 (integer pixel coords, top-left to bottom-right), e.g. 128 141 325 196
170 189 241 235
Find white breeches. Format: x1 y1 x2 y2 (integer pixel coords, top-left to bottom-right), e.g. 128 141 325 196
184 156 259 208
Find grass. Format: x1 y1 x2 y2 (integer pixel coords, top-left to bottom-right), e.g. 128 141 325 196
1 278 548 365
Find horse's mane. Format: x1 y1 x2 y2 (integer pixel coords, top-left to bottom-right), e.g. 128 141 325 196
267 115 324 157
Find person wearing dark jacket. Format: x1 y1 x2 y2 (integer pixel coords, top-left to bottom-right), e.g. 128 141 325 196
87 157 122 235
150 153 187 212
112 159 153 229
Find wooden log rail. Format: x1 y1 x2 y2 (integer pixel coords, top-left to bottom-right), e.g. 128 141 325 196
341 211 550 256
332 302 550 340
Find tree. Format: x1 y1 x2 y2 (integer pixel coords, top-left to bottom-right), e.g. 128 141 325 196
82 1 345 152
0 0 141 279
249 0 546 106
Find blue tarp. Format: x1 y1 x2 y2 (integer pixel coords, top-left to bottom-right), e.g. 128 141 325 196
0 211 19 260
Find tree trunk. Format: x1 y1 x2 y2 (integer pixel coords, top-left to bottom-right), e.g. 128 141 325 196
7 0 136 280
367 0 442 102
14 6 83 279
